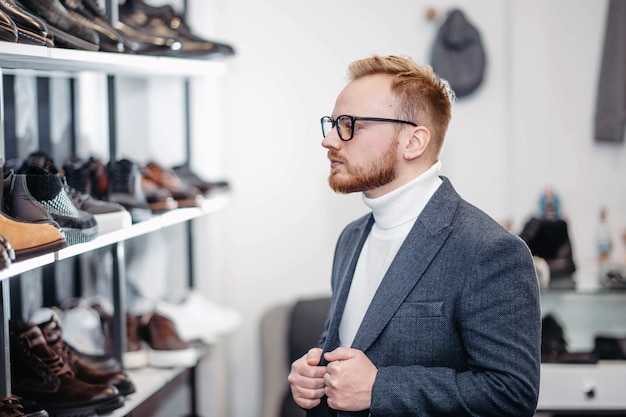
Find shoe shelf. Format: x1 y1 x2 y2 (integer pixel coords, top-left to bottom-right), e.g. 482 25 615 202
110 366 189 417
0 41 229 77
111 345 213 417
0 192 230 280
0 2 235 411
538 361 626 412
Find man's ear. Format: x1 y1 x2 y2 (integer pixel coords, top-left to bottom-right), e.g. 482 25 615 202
403 126 430 160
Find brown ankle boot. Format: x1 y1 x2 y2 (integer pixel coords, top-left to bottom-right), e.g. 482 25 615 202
9 321 124 416
38 316 136 396
0 212 67 261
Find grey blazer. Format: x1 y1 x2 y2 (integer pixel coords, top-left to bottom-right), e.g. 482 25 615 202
308 177 541 417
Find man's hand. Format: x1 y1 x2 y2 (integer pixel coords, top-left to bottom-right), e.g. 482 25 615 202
323 347 377 412
288 348 327 409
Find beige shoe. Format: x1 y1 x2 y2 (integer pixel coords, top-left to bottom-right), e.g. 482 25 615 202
0 212 68 261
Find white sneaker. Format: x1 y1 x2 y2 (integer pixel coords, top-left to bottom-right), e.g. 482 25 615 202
155 290 241 345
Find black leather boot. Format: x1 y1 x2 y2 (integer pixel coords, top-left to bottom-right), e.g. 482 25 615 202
19 0 99 50
0 0 53 46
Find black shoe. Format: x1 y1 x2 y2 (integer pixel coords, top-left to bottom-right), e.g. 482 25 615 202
106 159 152 223
119 0 235 58
58 0 126 52
172 164 230 196
0 7 18 43
0 0 53 46
19 0 99 51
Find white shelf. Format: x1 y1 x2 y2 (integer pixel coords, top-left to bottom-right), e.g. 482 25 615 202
0 193 230 279
104 366 187 417
538 362 626 412
0 41 230 77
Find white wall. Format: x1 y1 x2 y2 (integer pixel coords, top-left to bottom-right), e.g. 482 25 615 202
181 0 625 415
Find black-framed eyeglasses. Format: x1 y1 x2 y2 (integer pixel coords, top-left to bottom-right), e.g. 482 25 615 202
321 115 418 141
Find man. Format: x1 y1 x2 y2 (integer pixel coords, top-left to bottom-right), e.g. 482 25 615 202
288 55 541 417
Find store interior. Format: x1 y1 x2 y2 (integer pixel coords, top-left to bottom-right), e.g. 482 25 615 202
0 0 625 416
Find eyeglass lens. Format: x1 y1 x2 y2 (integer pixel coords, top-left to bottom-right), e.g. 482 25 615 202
322 116 353 140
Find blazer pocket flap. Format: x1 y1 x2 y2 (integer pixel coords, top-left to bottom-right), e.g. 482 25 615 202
396 301 444 318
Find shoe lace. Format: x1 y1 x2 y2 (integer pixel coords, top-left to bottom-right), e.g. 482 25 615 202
40 351 73 378
107 160 137 194
37 320 78 375
0 397 26 417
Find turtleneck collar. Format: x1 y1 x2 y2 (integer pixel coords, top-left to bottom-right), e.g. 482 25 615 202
362 161 443 230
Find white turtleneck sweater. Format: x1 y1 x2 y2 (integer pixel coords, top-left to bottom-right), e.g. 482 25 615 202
338 161 443 347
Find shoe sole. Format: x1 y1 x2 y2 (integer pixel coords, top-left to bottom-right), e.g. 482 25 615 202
61 224 99 245
147 347 197 368
123 349 149 369
14 238 69 262
35 395 123 417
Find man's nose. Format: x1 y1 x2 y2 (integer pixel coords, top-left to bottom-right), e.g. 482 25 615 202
322 128 341 149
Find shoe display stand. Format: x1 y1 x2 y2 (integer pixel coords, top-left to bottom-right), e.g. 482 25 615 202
0 4 232 415
536 270 626 415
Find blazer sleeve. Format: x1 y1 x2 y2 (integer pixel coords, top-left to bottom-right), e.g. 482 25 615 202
370 231 541 417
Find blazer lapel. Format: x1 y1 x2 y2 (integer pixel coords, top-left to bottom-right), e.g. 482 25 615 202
351 177 459 352
321 215 374 359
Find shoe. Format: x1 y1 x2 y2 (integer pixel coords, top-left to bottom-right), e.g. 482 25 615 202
62 157 108 202
58 0 126 52
0 209 67 261
0 8 18 42
58 298 123 372
0 234 13 271
5 166 98 245
9 321 123 417
63 159 132 234
142 162 203 207
0 234 14 271
12 397 49 417
155 290 241 345
140 312 197 368
106 159 152 223
123 313 149 369
140 175 178 213
36 313 136 396
0 0 53 46
119 0 235 58
19 0 100 51
172 164 230 197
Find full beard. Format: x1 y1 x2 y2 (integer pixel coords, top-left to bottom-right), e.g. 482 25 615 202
328 139 398 194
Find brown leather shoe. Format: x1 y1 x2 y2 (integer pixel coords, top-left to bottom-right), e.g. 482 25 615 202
0 212 67 262
123 313 149 369
10 321 124 416
38 316 136 396
140 175 178 213
140 312 197 368
142 162 204 208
